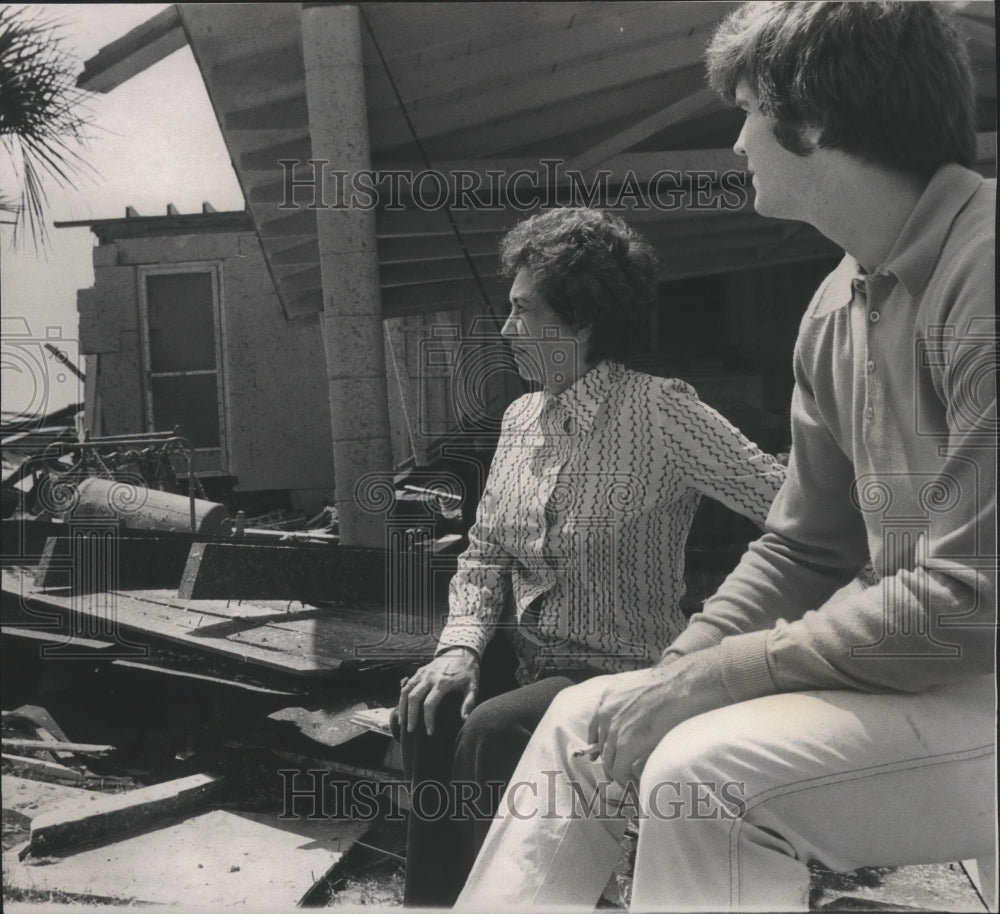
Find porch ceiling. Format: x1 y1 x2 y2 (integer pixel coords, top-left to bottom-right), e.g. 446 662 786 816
81 2 997 321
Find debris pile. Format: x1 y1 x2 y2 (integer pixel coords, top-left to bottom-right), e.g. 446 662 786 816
1 415 458 906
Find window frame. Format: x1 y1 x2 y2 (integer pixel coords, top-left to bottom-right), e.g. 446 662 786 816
137 262 230 474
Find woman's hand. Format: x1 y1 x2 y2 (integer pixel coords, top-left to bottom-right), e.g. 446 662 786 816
397 648 480 736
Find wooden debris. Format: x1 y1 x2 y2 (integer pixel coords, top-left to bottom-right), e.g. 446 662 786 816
109 659 301 696
2 738 115 756
1 775 90 829
4 808 368 907
3 567 436 678
268 701 374 749
28 772 225 855
0 625 116 652
2 706 71 740
2 754 85 781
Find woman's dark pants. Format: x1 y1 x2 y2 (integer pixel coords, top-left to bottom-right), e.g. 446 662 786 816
395 641 581 907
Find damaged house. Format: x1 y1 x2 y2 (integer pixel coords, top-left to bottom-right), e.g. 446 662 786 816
2 2 995 908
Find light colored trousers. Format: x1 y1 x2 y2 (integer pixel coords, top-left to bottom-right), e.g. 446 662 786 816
457 673 996 912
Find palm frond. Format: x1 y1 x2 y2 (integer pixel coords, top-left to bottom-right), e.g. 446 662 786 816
0 5 95 250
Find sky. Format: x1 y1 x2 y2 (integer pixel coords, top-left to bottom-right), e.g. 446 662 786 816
1 3 244 420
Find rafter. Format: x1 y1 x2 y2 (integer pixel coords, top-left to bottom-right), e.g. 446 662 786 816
566 88 719 173
364 7 720 113
369 27 713 149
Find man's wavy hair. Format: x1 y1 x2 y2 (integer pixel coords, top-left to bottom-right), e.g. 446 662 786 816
706 2 977 178
498 208 657 365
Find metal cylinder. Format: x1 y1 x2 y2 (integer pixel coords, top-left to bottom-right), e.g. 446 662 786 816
71 477 229 535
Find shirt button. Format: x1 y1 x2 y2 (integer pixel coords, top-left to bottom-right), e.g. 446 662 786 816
869 311 881 324
867 360 876 373
866 406 875 419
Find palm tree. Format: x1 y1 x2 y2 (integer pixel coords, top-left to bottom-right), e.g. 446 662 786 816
0 5 92 250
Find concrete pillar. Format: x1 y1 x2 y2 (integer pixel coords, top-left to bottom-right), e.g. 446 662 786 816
301 4 393 546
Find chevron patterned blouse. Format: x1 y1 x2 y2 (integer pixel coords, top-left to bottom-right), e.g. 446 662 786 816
436 358 787 684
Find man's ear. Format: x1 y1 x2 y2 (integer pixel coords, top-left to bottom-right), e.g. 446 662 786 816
802 124 823 151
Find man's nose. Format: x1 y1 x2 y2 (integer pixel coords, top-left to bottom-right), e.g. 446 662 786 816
501 312 521 337
733 122 748 158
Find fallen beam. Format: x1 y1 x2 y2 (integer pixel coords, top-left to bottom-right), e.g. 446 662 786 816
0 626 116 652
6 808 367 907
178 541 389 603
2 738 115 756
2 754 85 782
109 659 302 696
28 772 225 856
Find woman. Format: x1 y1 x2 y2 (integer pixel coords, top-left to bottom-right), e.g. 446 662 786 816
394 207 786 906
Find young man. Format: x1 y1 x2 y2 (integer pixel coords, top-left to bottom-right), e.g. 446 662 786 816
456 3 996 910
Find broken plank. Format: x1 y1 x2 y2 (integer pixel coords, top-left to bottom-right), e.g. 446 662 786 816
2 738 114 756
4 704 78 765
268 701 374 749
122 587 323 620
108 582 437 667
109 659 302 696
178 541 388 603
0 625 116 652
3 705 72 741
2 754 85 781
2 567 342 676
5 808 367 908
28 772 225 856
222 611 437 669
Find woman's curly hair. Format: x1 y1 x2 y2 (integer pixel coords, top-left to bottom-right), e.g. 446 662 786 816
499 207 658 364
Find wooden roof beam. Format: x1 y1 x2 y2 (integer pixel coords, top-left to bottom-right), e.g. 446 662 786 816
364 7 722 113
369 27 713 148
360 1 666 65
567 88 719 173
379 65 708 160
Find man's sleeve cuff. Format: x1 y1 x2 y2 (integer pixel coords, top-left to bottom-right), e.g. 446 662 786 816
715 630 778 702
661 620 727 661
